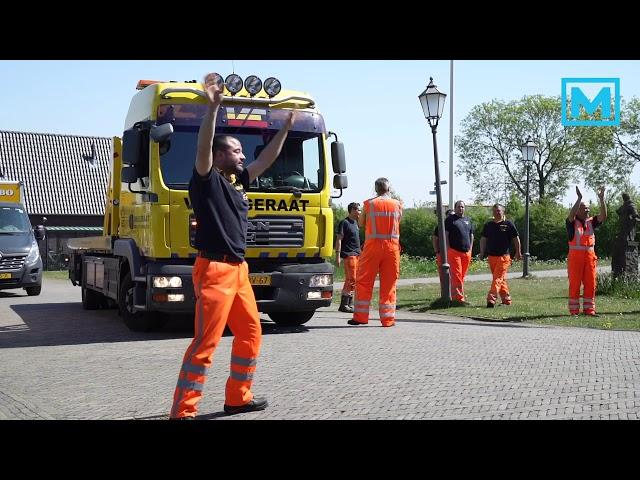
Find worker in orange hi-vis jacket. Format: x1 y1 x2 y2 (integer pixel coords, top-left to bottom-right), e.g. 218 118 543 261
349 178 403 327
445 200 474 304
479 203 522 308
567 185 607 316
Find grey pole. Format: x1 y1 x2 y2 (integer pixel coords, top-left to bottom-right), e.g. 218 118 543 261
432 125 451 301
523 163 531 277
449 60 454 210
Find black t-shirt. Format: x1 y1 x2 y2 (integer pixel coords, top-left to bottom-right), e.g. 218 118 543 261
433 214 453 237
566 217 602 241
445 215 474 253
189 167 250 259
337 217 361 258
482 220 519 256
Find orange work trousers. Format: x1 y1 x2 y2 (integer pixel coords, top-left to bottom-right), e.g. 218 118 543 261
568 249 597 314
487 254 512 305
448 248 472 302
170 257 261 419
352 240 400 326
341 255 359 297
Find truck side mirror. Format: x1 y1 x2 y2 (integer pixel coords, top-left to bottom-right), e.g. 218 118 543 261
34 225 45 241
333 174 348 189
121 166 140 183
150 122 173 143
331 174 348 199
331 141 346 174
122 127 143 165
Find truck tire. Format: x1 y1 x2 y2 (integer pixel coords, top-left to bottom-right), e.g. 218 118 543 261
268 311 315 326
25 285 42 296
81 286 104 309
119 272 164 332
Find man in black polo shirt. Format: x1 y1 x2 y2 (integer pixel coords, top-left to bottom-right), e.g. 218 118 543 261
335 202 362 313
170 72 295 419
445 200 474 304
479 203 521 308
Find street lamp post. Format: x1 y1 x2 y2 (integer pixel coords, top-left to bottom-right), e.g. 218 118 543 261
520 137 537 278
419 77 450 302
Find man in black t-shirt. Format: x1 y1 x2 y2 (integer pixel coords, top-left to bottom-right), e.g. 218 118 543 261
445 200 474 304
335 202 362 312
170 72 295 419
479 203 521 308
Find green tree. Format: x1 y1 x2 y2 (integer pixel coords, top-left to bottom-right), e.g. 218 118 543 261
456 95 621 204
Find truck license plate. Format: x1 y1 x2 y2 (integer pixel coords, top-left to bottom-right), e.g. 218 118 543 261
248 274 271 286
0 273 11 279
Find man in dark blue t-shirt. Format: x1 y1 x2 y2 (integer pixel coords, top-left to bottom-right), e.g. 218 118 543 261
170 72 295 419
445 200 474 304
335 202 361 312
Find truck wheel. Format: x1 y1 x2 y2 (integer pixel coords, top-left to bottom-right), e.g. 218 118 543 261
119 272 164 332
267 311 315 326
81 286 104 309
25 285 42 296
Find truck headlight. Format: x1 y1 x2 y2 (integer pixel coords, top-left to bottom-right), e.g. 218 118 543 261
153 276 182 288
25 240 40 264
309 274 332 288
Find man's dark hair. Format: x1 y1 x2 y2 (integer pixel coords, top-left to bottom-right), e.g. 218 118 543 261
493 203 505 210
348 202 360 213
622 192 631 202
212 135 237 154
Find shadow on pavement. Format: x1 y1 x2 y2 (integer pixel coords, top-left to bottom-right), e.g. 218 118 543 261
3 302 309 349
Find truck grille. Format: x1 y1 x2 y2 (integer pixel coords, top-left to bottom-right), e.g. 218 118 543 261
247 216 304 248
0 255 26 271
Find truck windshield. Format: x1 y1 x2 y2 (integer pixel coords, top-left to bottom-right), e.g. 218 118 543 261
0 206 31 233
159 127 324 192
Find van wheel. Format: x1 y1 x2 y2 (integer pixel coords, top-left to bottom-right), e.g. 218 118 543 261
81 286 104 309
119 272 164 332
267 311 314 326
25 285 42 296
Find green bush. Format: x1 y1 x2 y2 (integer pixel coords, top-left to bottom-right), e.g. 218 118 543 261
400 208 437 257
596 271 640 299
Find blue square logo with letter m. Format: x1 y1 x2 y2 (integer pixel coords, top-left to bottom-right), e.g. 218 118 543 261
561 78 620 126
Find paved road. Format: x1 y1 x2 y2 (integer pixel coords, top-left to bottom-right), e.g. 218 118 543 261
1 272 638 420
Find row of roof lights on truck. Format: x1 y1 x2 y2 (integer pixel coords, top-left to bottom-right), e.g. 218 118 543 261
212 73 282 98
136 76 282 98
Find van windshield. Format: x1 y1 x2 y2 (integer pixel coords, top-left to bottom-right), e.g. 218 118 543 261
0 206 31 233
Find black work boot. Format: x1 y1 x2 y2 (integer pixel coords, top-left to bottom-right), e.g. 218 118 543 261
338 295 354 313
224 397 268 415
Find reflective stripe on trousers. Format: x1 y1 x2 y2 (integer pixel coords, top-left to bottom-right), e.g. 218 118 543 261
353 239 400 325
170 258 261 418
567 249 598 314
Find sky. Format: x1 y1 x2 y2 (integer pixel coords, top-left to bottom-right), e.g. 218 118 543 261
1 60 639 209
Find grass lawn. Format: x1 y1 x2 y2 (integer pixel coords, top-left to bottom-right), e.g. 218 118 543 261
43 270 70 280
393 276 640 331
332 256 611 281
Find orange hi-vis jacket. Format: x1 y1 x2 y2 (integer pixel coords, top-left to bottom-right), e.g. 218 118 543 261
568 216 597 315
353 195 402 326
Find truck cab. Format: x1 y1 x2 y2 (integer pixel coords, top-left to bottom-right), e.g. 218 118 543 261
68 75 348 331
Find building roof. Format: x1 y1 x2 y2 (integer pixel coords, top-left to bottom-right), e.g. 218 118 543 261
0 130 111 216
